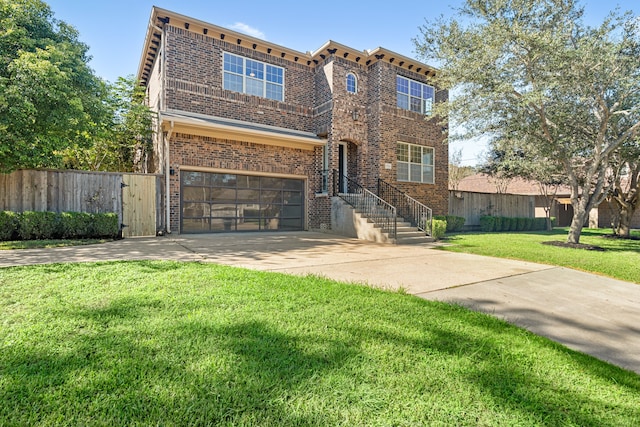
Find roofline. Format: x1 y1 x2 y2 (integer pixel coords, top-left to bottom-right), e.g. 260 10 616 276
137 7 439 86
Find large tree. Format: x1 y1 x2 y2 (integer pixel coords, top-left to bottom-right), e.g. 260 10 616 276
606 139 640 237
63 76 154 172
0 0 107 172
415 0 640 243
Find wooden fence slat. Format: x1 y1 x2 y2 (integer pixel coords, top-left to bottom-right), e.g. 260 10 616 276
449 190 535 228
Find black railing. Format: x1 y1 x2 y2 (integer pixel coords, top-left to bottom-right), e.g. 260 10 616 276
334 170 397 239
377 178 433 236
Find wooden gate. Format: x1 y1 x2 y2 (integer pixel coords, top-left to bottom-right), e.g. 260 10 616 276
122 174 157 237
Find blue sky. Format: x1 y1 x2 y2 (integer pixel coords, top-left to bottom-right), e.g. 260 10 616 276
45 0 638 165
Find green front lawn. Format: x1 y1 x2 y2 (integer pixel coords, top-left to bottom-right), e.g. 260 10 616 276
441 228 640 283
1 261 638 425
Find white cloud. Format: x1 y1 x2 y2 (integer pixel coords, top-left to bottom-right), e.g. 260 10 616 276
229 22 266 40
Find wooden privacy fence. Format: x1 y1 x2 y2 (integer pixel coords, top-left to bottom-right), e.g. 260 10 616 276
0 169 165 237
449 190 535 230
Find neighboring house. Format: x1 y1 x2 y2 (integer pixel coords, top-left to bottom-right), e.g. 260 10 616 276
455 173 640 228
137 7 448 236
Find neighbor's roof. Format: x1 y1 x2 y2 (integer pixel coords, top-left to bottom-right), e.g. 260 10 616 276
138 7 438 86
455 173 572 196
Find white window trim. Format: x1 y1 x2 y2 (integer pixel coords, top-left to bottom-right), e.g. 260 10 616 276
396 75 434 115
222 51 285 101
346 73 357 94
396 142 435 184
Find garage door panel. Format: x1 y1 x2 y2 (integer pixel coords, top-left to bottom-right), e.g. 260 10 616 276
181 171 304 233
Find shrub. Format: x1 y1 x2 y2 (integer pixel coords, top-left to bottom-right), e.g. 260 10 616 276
523 217 534 231
432 219 447 240
480 216 495 232
516 217 527 231
60 212 93 239
0 211 19 241
91 213 120 238
533 217 547 230
446 215 465 232
18 211 60 240
493 216 502 232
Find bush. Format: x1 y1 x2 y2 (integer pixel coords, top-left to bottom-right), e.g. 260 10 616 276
523 217 534 231
432 219 447 240
60 212 93 239
433 215 465 232
480 216 495 232
516 217 527 231
493 216 502 232
533 217 547 230
18 211 60 240
91 213 120 238
0 211 19 241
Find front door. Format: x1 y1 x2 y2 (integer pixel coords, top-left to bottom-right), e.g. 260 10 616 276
338 143 347 193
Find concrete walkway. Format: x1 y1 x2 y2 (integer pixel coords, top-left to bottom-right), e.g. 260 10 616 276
1 231 639 374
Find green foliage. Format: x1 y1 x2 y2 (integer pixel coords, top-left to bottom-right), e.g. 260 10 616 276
415 0 640 244
59 211 92 239
0 211 18 240
434 215 466 232
63 75 155 172
480 215 495 232
0 0 108 172
432 219 447 239
91 212 119 238
17 211 59 240
1 210 118 241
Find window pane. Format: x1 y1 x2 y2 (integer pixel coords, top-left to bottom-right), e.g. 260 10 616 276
396 143 408 162
224 53 243 74
266 65 283 84
237 189 260 203
210 173 236 187
422 149 433 166
182 218 210 233
410 81 422 97
210 188 236 203
410 97 422 113
183 187 210 202
346 74 356 93
283 191 302 204
261 190 283 204
266 82 283 101
283 179 303 191
410 164 421 182
422 165 434 184
183 202 210 218
397 76 408 94
246 77 263 97
223 72 243 92
397 93 409 110
397 162 409 181
423 98 433 115
245 59 264 79
423 85 434 100
410 145 422 163
261 177 283 189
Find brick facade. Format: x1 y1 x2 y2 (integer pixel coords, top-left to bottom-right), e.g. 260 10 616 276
139 7 448 233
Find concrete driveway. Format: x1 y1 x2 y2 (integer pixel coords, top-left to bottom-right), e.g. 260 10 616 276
1 231 639 374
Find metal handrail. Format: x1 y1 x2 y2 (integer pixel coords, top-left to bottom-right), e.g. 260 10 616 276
377 178 433 236
334 170 397 239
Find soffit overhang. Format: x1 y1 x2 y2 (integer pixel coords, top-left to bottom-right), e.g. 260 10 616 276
160 110 326 151
137 7 438 86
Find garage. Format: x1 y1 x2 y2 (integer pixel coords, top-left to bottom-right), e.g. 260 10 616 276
181 171 304 233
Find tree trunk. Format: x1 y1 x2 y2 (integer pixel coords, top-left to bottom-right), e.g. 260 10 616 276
567 208 588 244
616 205 632 237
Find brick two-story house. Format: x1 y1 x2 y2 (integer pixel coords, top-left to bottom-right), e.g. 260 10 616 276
137 7 448 238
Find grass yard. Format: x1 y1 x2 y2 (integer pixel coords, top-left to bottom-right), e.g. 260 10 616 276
441 228 640 284
0 239 109 250
1 261 639 426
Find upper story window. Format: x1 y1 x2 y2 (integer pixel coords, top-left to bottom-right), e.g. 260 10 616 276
346 73 357 94
397 142 434 184
223 52 284 101
396 76 434 115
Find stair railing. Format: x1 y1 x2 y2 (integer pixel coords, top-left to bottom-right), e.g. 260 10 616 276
377 178 433 236
333 170 397 239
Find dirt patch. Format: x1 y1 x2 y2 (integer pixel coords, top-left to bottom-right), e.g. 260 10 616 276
541 241 606 251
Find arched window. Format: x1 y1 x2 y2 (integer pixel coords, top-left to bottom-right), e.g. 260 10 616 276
346 73 357 94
